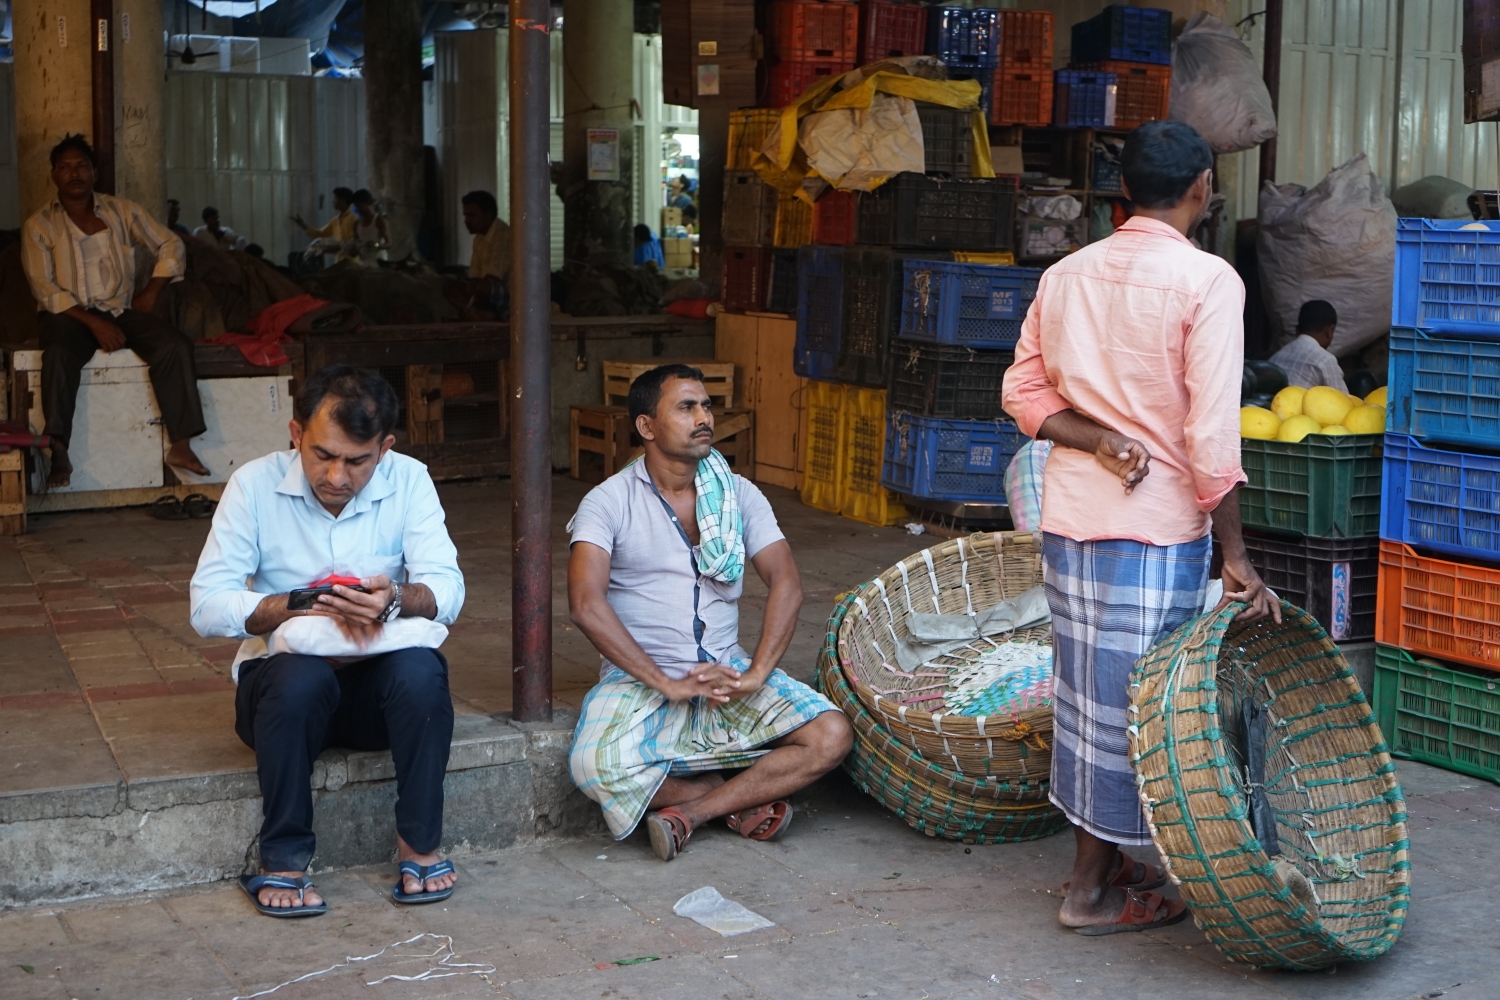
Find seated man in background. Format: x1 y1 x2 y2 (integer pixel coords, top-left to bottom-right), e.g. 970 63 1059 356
192 205 250 251
459 190 510 319
21 134 210 487
567 364 852 861
166 198 192 238
1267 299 1347 392
191 365 466 916
632 224 665 269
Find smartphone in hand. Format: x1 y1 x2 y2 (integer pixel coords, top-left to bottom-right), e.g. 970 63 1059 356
288 584 369 610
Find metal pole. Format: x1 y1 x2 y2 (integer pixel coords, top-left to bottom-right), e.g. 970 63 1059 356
1258 0 1283 190
90 0 115 193
509 0 553 722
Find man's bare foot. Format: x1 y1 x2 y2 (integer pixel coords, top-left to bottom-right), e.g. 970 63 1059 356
257 869 324 910
397 834 457 896
165 439 210 477
1058 884 1131 928
47 445 72 488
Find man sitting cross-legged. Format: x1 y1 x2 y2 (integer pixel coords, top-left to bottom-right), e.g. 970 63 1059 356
567 364 853 860
190 365 466 916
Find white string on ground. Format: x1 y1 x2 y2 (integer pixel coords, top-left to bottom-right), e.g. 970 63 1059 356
230 932 496 999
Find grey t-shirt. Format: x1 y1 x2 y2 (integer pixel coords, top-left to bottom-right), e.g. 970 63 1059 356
567 460 785 680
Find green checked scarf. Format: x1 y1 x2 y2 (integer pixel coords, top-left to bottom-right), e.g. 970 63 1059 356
692 448 745 583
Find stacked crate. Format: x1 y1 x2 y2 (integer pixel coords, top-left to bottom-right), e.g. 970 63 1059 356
1374 218 1500 782
991 10 1053 127
925 6 1000 119
763 0 859 108
1063 5 1172 128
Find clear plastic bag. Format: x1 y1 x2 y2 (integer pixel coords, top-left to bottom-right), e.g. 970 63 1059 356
672 887 776 936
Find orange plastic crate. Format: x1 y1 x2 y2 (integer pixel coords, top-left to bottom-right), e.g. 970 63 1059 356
763 60 854 107
990 68 1053 126
1000 10 1053 70
768 0 860 64
813 189 858 245
1074 59 1170 129
1378 540 1500 673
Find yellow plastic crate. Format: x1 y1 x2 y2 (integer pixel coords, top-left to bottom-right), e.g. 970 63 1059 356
774 193 813 248
728 108 781 170
951 250 1016 265
799 381 905 525
801 381 845 513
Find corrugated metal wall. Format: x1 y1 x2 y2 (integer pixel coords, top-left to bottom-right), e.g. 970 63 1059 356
0 64 18 230
162 71 365 264
635 34 699 229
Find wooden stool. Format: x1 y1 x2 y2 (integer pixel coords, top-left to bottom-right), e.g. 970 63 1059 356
601 359 735 410
0 450 25 535
570 406 756 485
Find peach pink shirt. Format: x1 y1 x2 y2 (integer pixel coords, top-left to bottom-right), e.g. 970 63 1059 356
1001 216 1246 547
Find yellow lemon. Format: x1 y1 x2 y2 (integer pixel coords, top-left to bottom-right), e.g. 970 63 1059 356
1303 386 1356 427
1240 406 1281 440
1276 415 1322 442
1318 425 1352 436
1270 385 1306 421
1342 404 1387 435
1365 386 1388 408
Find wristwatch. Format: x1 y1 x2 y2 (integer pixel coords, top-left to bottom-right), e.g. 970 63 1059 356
377 581 403 623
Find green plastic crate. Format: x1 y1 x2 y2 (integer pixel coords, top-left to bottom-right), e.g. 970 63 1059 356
1374 644 1500 784
1238 435 1383 538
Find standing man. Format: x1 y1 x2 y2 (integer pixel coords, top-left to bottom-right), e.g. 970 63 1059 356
567 365 851 860
1001 121 1279 936
1267 300 1348 391
460 190 510 320
21 135 210 488
191 365 466 916
192 205 251 251
294 186 357 244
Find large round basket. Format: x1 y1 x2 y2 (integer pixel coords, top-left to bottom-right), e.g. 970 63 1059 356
819 594 1068 845
1130 602 1409 970
837 531 1053 781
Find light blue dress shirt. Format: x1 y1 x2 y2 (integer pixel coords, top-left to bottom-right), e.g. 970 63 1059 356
190 449 465 680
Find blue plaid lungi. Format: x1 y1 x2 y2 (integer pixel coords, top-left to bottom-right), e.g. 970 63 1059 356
569 664 837 839
1042 531 1211 845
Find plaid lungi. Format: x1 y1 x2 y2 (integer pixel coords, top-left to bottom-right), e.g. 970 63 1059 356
569 665 837 839
1042 531 1211 845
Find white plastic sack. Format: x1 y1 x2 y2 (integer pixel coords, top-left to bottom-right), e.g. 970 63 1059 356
799 94 926 191
267 615 449 659
1257 153 1397 357
1391 175 1474 220
1169 13 1276 153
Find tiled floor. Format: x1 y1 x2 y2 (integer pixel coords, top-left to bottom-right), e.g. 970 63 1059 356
0 475 931 800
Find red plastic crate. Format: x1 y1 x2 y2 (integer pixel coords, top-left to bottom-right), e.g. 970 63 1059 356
763 60 855 107
858 0 927 63
1378 540 1500 674
1074 60 1169 128
768 0 859 64
722 246 775 313
1000 10 1054 70
813 190 858 245
990 68 1053 126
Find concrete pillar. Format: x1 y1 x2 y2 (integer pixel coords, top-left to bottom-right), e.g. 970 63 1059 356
12 0 93 219
562 0 635 262
114 0 165 214
364 0 426 260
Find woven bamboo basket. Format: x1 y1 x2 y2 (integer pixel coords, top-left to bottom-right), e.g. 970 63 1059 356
1130 602 1409 970
819 594 1067 844
837 531 1054 780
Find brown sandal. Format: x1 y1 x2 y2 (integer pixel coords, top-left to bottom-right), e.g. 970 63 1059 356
1062 849 1168 894
1073 889 1188 936
644 806 694 861
725 800 793 841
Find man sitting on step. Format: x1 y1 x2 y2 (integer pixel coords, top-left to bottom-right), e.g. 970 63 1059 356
567 364 852 860
190 365 466 917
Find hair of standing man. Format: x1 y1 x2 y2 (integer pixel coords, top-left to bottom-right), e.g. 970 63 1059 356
294 364 400 442
49 133 95 167
627 364 705 422
333 186 356 203
1119 121 1214 209
461 190 499 217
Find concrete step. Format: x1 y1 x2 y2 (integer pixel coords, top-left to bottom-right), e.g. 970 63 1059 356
0 711 602 906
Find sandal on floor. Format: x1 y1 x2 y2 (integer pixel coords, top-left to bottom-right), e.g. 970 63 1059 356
1073 889 1188 936
645 806 694 861
392 859 456 904
238 873 327 918
149 495 189 520
725 800 793 842
1062 849 1168 894
182 492 218 518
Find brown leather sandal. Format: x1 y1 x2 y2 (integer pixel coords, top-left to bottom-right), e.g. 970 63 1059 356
644 806 694 861
1073 889 1188 936
725 800 793 841
1062 849 1168 894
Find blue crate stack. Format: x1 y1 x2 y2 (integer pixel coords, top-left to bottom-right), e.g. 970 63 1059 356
926 6 999 119
1374 217 1500 782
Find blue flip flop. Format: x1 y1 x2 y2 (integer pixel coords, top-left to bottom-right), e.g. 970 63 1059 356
392 859 456 904
238 873 328 918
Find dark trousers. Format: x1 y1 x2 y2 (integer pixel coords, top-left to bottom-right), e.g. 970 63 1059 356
39 308 206 447
234 648 454 873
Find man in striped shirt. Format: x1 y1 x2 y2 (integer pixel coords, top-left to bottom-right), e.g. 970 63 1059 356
21 135 209 487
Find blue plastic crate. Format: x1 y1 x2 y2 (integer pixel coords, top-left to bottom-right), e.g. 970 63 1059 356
925 7 1000 68
1393 218 1500 336
1388 326 1500 448
898 259 1040 350
883 412 1024 501
1381 434 1500 563
1053 70 1116 127
795 245 845 380
1071 5 1172 65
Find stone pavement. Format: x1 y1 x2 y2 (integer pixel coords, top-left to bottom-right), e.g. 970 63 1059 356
0 758 1494 1000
